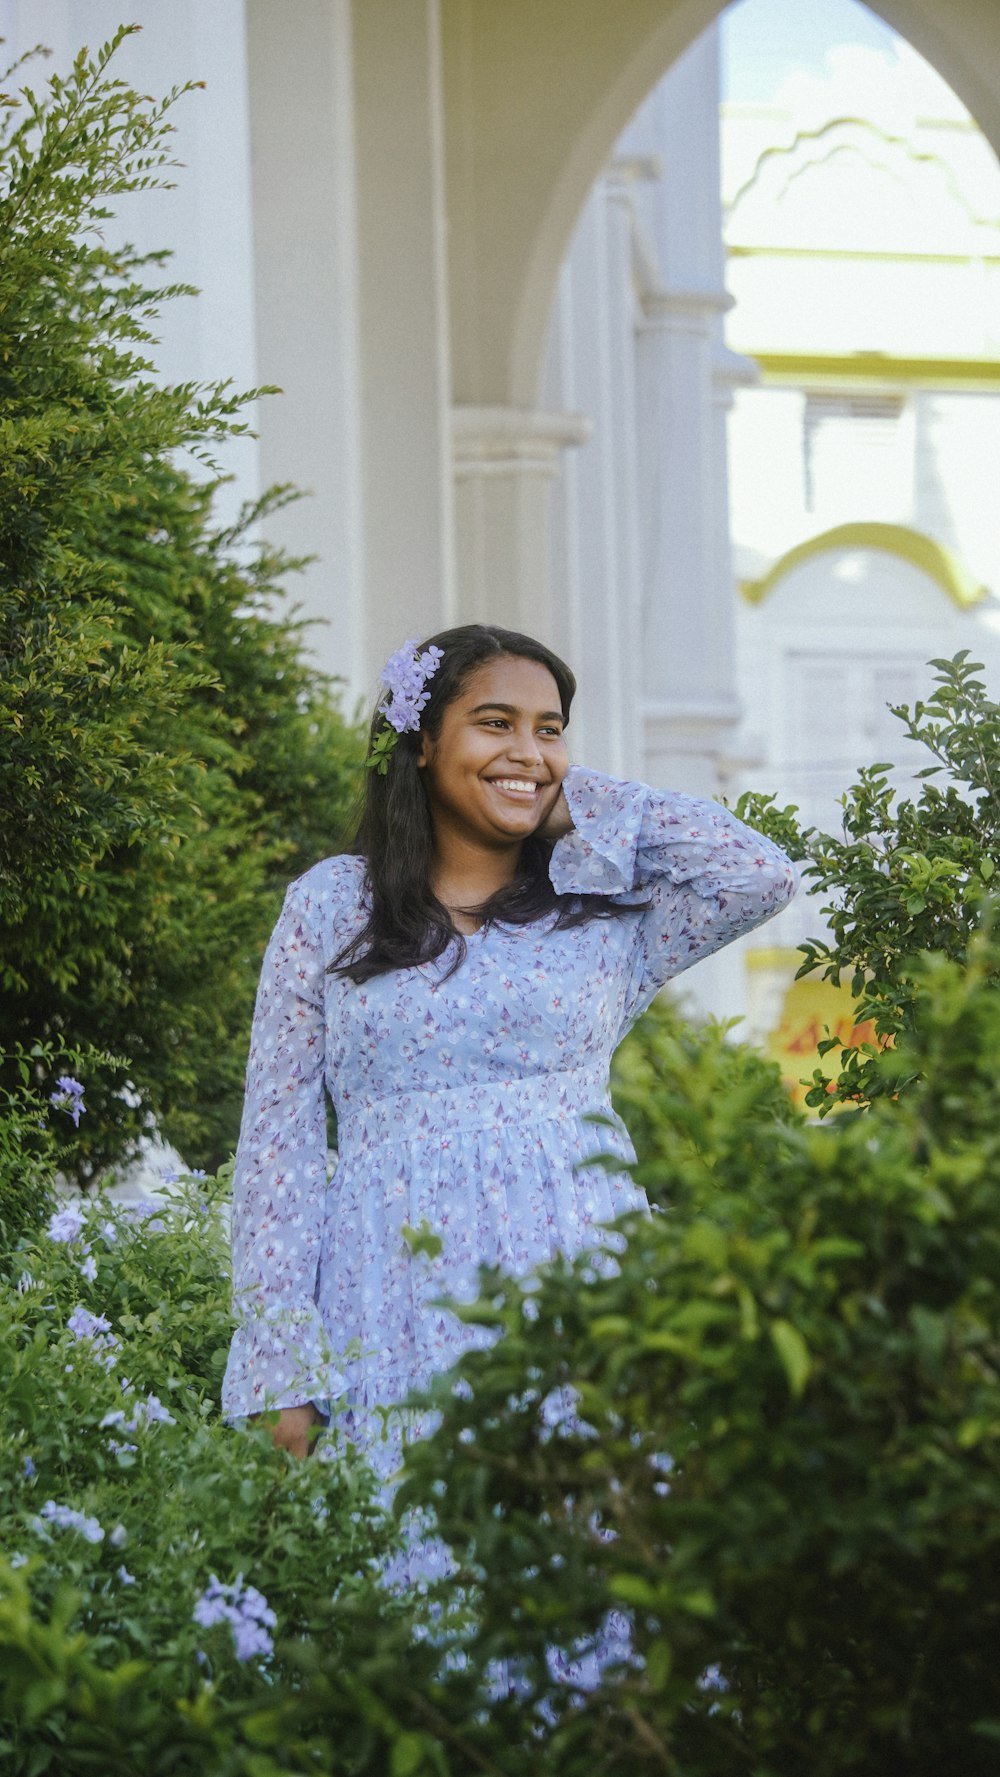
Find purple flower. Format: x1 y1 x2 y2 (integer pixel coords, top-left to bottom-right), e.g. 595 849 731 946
10 1553 28 1570
377 639 445 734
34 1501 104 1544
123 1201 165 1228
79 1253 98 1283
68 1305 112 1338
50 1076 86 1127
132 1392 176 1428
100 1393 175 1434
67 1305 119 1369
45 1204 87 1246
117 1566 136 1585
192 1573 277 1663
22 1456 35 1479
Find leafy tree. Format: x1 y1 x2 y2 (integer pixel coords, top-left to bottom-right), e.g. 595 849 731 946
735 651 1000 1111
0 29 364 1182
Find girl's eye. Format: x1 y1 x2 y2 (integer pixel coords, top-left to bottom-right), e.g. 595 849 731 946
479 719 563 735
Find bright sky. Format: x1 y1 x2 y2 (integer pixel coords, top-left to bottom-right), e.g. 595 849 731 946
720 0 970 125
722 0 900 103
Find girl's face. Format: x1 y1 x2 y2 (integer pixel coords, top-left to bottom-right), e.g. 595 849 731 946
416 655 569 849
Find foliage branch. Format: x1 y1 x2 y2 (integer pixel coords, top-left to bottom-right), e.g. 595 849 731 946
0 27 364 1183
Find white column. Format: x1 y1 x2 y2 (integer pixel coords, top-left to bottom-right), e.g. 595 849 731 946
246 0 454 710
245 0 365 701
452 406 588 647
351 0 455 675
537 175 644 776
638 287 741 797
634 25 742 798
711 338 760 802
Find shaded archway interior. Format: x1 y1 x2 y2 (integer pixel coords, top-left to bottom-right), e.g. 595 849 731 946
441 0 1000 411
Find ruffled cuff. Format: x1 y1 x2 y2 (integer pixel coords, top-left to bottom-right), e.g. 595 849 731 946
548 765 647 899
221 1295 346 1426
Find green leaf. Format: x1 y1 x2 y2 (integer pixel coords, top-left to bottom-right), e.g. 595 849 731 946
770 1318 811 1397
391 1732 430 1777
401 1220 443 1261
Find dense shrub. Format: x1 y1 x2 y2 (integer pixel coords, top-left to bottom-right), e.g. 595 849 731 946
395 931 1000 1774
4 954 1000 1772
0 29 364 1183
737 651 1000 1112
0 1171 419 1776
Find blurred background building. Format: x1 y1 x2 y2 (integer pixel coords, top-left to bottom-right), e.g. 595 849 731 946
4 0 1000 1058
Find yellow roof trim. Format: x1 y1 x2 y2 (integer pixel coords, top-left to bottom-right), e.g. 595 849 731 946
744 352 1000 389
728 247 1000 264
745 947 802 972
741 523 988 610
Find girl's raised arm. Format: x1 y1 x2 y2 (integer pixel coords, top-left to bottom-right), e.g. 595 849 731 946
549 764 797 1027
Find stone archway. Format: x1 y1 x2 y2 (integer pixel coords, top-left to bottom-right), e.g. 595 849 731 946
241 0 1000 703
441 0 1000 415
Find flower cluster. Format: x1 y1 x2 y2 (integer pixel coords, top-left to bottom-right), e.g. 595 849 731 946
33 1500 104 1544
67 1304 121 1370
193 1572 277 1663
101 1391 176 1441
46 1204 87 1245
366 638 444 775
45 1200 119 1282
49 1075 86 1126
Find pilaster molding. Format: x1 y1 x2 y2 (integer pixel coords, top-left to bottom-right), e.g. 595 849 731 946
452 405 591 478
713 338 759 391
644 699 743 753
641 285 734 336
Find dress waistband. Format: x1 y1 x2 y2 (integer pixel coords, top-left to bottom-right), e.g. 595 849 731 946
336 1065 612 1147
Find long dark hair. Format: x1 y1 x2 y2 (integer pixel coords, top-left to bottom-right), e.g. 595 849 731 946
329 623 643 984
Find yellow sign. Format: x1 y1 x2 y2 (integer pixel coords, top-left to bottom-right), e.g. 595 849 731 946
749 954 881 1110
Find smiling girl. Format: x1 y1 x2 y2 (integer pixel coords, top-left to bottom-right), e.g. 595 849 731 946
222 623 796 1467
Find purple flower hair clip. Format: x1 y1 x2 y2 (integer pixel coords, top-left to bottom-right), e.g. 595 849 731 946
366 638 445 774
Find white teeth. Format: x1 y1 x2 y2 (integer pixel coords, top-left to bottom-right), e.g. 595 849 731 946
493 779 538 793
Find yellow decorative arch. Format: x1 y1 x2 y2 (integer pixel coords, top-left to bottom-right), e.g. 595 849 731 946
741 522 988 610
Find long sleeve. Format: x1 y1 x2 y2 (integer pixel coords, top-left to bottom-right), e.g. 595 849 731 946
549 764 797 1026
221 877 344 1424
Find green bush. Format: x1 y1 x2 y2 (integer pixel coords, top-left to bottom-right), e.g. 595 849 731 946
0 1043 120 1262
0 1170 424 1776
5 960 1000 1773
0 29 364 1183
737 651 1000 1112
395 929 1000 1775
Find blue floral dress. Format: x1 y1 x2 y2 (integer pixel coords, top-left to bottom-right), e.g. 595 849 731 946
221 765 796 1477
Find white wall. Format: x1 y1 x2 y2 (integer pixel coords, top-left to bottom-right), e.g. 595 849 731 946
0 1 259 532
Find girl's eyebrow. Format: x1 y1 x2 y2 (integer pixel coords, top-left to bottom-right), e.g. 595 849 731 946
466 702 564 722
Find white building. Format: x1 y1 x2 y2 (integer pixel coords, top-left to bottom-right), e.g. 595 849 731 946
4 0 1000 1057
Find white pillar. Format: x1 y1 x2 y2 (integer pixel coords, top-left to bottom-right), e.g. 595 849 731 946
539 174 644 777
638 287 741 796
246 0 454 710
452 406 588 647
245 0 365 701
634 25 742 797
351 0 455 676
